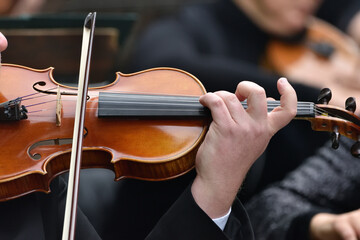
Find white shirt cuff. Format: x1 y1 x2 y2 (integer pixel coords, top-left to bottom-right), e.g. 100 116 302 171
212 208 231 230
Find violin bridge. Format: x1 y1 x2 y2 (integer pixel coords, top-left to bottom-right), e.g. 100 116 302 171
56 85 62 126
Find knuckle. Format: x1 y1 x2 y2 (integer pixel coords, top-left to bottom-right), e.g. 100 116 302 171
333 220 343 231
225 121 249 137
225 93 238 103
237 81 245 89
212 97 224 108
253 86 266 97
252 124 267 138
238 121 266 139
215 90 228 96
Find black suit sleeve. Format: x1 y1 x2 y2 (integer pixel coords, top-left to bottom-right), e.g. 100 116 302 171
0 176 101 240
146 185 254 240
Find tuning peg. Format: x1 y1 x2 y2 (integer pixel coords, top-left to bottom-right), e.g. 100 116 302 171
345 97 356 113
331 129 340 149
351 141 360 158
317 88 332 104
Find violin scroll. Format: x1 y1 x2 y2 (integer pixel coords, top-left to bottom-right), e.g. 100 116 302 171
310 88 360 157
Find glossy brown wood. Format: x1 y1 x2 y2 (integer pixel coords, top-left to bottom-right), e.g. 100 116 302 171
302 116 360 142
0 64 207 201
310 104 360 141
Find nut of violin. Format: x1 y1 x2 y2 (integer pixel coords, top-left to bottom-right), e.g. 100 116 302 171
351 141 360 158
345 97 356 113
317 88 332 105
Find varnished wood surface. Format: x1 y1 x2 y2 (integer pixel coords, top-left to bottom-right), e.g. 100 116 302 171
0 64 208 201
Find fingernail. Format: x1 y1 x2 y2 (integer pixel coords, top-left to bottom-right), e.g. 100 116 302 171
279 77 288 84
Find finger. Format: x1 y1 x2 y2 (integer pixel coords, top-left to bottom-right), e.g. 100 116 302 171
0 32 8 52
268 78 297 133
349 210 360 238
213 91 245 124
199 92 233 125
235 81 267 120
334 221 357 240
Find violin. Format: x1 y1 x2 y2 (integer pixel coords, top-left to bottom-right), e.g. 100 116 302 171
265 17 360 91
1 63 360 202
0 64 208 201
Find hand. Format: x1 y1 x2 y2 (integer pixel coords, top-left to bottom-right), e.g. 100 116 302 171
0 32 8 52
191 78 297 218
321 80 360 116
285 54 360 115
310 210 360 240
347 11 360 47
284 48 360 91
0 0 45 16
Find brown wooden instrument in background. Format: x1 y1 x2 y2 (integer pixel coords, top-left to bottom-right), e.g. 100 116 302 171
265 18 360 90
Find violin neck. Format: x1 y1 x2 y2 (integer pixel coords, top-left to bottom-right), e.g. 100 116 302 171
97 92 315 118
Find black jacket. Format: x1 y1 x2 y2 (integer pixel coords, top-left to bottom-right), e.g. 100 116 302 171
246 137 360 240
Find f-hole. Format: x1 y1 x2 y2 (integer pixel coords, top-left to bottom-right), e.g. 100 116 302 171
28 128 88 160
28 138 73 160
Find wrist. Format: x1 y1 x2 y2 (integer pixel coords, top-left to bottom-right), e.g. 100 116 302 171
191 175 239 219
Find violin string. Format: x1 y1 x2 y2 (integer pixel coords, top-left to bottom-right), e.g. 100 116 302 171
22 94 53 102
15 85 346 119
27 109 51 114
313 106 347 121
25 107 334 116
25 99 58 108
20 87 58 100
23 100 324 114
91 100 343 121
97 98 316 111
24 106 345 124
20 89 345 120
97 96 302 106
19 88 316 109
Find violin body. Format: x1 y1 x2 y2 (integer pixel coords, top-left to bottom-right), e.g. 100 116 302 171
265 18 360 89
0 64 208 201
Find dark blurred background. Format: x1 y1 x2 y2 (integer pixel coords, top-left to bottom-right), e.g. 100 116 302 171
0 0 200 85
